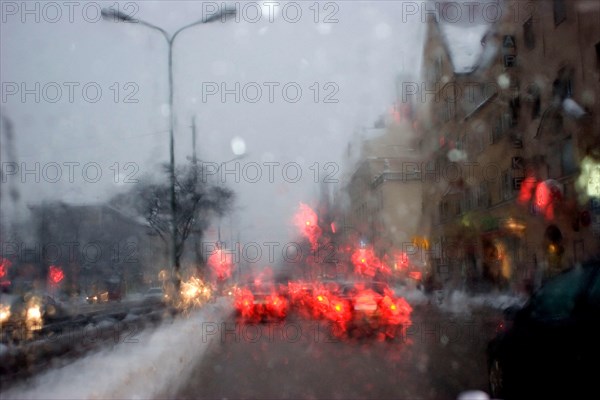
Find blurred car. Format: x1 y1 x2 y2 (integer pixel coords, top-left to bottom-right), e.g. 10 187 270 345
234 283 289 322
0 293 16 322
292 280 412 341
144 287 168 305
1 293 70 342
86 290 109 304
40 294 70 322
287 281 315 319
487 260 600 399
338 281 412 340
86 288 122 304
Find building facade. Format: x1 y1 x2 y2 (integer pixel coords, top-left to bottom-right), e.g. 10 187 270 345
418 0 600 293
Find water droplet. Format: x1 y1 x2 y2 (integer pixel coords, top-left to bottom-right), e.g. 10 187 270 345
231 136 246 155
497 73 510 89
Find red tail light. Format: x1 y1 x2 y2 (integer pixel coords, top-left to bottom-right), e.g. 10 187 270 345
496 322 505 333
496 320 513 334
234 288 255 318
379 295 412 326
265 294 288 318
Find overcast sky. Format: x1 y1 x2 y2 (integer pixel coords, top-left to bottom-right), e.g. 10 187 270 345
1 1 435 246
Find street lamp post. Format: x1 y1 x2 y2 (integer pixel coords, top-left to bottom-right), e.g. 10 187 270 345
101 7 236 293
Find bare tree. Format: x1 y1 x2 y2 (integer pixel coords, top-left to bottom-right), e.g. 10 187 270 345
112 162 234 291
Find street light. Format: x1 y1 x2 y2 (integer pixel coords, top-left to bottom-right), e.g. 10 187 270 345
101 7 237 291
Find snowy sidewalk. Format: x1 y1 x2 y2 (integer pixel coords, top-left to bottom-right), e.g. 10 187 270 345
392 285 527 315
1 298 233 400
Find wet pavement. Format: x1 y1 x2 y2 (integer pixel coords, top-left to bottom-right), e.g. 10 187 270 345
176 304 501 400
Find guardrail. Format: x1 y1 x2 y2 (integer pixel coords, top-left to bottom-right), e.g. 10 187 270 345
0 299 178 388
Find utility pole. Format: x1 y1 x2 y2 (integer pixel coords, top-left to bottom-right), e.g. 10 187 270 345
192 116 197 168
237 230 241 283
101 6 237 297
191 116 201 270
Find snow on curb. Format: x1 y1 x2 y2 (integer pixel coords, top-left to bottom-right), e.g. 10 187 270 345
1 298 233 400
392 285 429 306
438 290 527 315
392 285 527 315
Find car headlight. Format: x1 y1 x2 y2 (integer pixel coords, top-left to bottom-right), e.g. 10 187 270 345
26 305 42 330
27 306 41 319
0 304 11 324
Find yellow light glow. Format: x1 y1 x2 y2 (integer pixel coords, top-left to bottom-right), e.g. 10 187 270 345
576 156 600 200
0 304 10 324
26 305 42 331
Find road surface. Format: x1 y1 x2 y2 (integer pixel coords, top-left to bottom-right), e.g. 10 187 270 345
175 305 500 400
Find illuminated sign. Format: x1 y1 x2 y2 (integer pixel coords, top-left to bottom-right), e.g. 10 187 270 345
576 156 600 199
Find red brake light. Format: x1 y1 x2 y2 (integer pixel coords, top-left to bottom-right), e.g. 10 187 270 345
496 320 513 333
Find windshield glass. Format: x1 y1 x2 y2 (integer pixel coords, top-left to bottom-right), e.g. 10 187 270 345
1 1 599 399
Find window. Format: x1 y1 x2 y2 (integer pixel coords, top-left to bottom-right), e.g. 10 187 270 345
491 120 501 144
462 188 472 212
553 68 573 100
490 112 513 144
553 0 566 26
548 110 564 135
439 200 449 221
509 97 520 125
501 170 512 201
434 56 443 82
523 17 535 50
442 99 455 122
471 122 487 153
469 131 484 154
440 132 451 149
504 111 515 130
456 133 466 151
478 182 491 208
464 82 494 114
527 84 541 119
548 145 562 178
561 136 578 176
